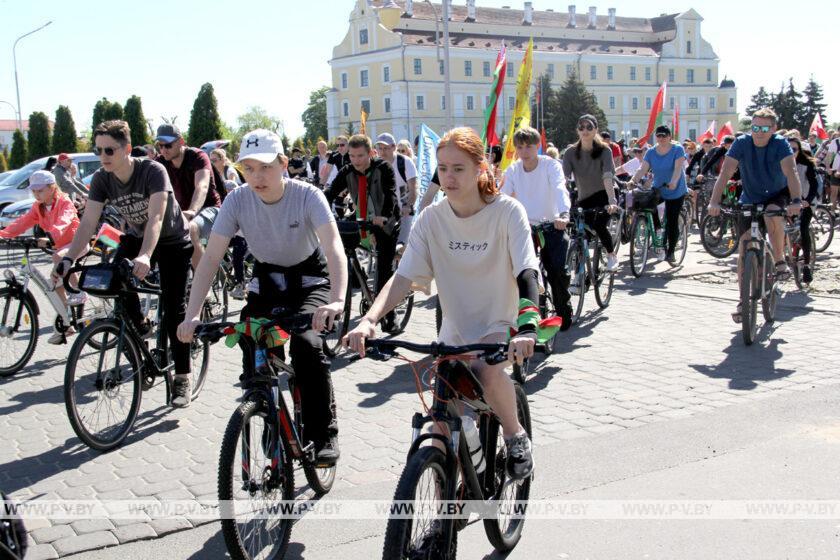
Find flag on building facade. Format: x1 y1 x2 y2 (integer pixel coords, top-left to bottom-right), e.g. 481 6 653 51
640 81 667 146
500 37 534 171
482 41 507 148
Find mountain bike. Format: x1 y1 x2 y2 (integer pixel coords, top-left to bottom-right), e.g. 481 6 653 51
528 222 561 339
62 258 210 451
811 203 835 253
700 180 740 259
629 186 689 277
362 338 545 560
566 207 615 323
0 238 113 376
193 312 336 560
784 215 816 291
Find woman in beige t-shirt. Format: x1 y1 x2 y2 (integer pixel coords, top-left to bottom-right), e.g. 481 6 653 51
345 127 540 480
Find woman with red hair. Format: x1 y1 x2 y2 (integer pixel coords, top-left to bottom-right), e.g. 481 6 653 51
345 127 539 479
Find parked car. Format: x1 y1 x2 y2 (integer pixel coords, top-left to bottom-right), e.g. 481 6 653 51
0 171 12 183
0 199 37 236
0 153 99 212
199 140 230 154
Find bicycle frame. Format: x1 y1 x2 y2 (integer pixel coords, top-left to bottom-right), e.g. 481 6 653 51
740 205 782 301
6 246 69 323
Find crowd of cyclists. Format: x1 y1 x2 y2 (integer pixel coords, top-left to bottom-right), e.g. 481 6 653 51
1 104 836 557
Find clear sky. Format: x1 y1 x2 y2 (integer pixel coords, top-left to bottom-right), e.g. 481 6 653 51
1 0 836 140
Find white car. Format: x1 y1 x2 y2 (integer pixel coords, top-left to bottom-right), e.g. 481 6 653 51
0 153 100 212
0 199 37 236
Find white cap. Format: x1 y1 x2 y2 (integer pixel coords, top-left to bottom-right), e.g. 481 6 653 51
29 170 56 189
236 129 284 163
375 133 397 146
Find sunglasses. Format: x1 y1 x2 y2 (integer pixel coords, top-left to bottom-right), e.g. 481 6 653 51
93 146 119 156
577 124 594 131
156 141 175 150
337 143 347 147
655 133 669 138
751 125 772 133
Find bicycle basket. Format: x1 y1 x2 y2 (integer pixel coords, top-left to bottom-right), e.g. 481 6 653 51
78 263 124 297
337 221 362 250
631 188 661 209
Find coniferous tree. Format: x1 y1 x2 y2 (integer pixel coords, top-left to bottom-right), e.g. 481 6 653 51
27 112 51 160
52 105 78 153
9 130 27 168
0 152 7 172
124 96 150 146
801 77 828 131
745 87 773 117
545 72 608 148
187 83 223 146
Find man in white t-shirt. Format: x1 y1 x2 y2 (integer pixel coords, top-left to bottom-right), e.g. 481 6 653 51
501 126 575 330
375 133 417 247
822 134 840 209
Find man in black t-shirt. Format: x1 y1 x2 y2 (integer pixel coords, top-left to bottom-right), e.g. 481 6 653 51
322 136 351 187
54 119 195 407
288 147 307 179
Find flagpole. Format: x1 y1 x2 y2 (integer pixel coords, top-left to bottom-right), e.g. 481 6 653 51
442 0 453 131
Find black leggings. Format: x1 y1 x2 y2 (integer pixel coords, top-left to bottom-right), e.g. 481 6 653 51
577 190 614 254
230 236 248 283
372 228 398 322
115 235 192 374
652 196 686 254
800 206 813 262
539 228 570 313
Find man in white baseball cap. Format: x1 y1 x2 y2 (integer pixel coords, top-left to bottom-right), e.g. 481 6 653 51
375 132 417 249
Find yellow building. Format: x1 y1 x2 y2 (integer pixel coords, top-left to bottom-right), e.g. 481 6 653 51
328 0 738 143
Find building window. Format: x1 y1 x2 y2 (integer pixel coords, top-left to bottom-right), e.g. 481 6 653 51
669 97 674 110
609 96 615 110
384 97 391 113
607 66 613 80
359 28 368 45
645 67 651 81
465 60 472 77
360 69 369 88
413 58 422 75
547 63 554 80
632 97 638 110
687 69 694 84
441 95 446 110
342 101 349 117
466 95 474 111
668 69 675 83
361 99 371 115
341 72 348 89
590 65 597 80
688 97 698 109
645 97 652 110
508 96 515 110
383 66 390 83
629 66 636 81
483 61 491 77
416 95 425 110
631 128 639 138
689 128 697 140
706 69 712 82
566 64 574 77
439 60 444 75
686 40 692 54
709 97 716 109
507 62 515 78
729 97 735 108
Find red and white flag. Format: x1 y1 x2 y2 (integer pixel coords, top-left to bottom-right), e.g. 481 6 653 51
810 113 829 141
716 121 734 144
698 121 716 143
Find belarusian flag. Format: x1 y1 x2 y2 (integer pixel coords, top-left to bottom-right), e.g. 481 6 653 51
482 41 507 148
96 223 122 249
810 113 829 141
500 37 534 171
698 121 717 143
672 103 680 140
641 81 667 145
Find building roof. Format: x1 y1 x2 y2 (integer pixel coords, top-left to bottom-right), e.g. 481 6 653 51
0 120 30 132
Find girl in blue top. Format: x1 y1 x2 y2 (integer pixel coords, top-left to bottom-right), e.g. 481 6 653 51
630 125 687 263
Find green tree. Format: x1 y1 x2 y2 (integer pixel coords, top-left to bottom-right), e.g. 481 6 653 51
744 86 773 117
2 145 10 164
771 79 804 131
0 152 7 172
91 97 123 129
801 77 827 132
545 72 608 148
104 102 124 122
281 134 291 155
187 83 223 146
27 111 51 161
302 86 329 146
52 105 78 154
124 95 150 146
9 130 27 169
344 121 355 136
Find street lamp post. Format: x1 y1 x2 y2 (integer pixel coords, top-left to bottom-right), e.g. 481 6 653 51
13 21 53 131
0 100 18 120
441 0 452 130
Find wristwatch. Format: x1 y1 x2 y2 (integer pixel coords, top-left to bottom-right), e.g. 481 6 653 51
791 197 802 204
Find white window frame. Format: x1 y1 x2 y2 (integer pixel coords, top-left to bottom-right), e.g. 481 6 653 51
607 66 614 80
630 66 636 81
590 65 597 80
706 68 712 82
508 96 515 110
645 97 652 110
441 95 446 111
360 98 371 116
688 97 698 109
359 68 369 88
466 95 474 111
645 67 651 81
687 69 695 84
566 64 574 77
632 97 638 110
483 61 491 77
709 97 716 109
668 69 675 83
342 100 349 117
609 96 615 110
341 72 348 90
416 94 425 111
384 96 391 113
359 27 369 45
464 60 472 77
547 63 555 80
507 63 515 78
413 58 422 75
383 65 390 83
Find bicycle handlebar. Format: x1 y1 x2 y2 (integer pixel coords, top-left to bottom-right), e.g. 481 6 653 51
62 258 161 295
363 338 549 365
193 312 316 344
0 237 53 253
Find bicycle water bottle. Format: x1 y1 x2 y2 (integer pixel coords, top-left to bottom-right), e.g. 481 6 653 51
461 415 485 473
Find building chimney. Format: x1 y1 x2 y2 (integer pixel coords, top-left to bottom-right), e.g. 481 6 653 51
568 5 576 27
608 7 615 29
405 0 413 17
588 6 596 28
466 0 476 21
523 1 533 25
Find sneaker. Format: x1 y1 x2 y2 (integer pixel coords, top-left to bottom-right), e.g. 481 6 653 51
171 375 192 408
47 326 74 345
505 431 534 480
655 248 666 262
666 250 677 265
606 254 619 272
315 438 340 466
230 283 246 300
802 265 813 284
559 304 573 332
67 292 88 306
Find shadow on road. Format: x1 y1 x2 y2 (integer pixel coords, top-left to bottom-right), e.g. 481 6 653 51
552 314 608 353
0 370 63 416
689 331 794 390
355 360 421 408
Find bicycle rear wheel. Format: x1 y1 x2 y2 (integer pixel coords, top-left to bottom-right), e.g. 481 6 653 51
565 242 585 322
629 214 650 278
203 269 230 323
323 279 351 357
741 251 760 345
382 446 454 560
762 248 778 323
219 399 294 560
812 206 834 253
188 306 213 399
700 214 738 258
0 289 38 377
388 293 414 335
64 319 143 451
482 382 532 552
593 242 614 308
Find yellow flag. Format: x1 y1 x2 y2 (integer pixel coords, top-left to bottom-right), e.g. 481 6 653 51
360 105 368 136
500 37 534 171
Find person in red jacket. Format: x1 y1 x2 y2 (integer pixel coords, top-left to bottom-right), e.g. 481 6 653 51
0 170 83 342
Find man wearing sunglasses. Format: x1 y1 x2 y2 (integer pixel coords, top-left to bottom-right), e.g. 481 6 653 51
155 124 222 270
708 107 802 323
322 136 351 188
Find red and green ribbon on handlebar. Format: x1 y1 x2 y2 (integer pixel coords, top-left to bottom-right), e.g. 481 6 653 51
509 298 563 344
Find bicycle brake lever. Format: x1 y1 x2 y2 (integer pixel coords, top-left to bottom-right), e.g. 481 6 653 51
484 350 508 366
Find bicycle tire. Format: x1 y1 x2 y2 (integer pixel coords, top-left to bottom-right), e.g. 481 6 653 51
482 382 532 552
219 399 294 560
511 358 530 385
189 306 213 399
671 212 690 267
303 461 336 497
629 214 650 278
592 242 613 308
382 446 454 560
741 250 760 345
0 290 38 377
434 295 443 336
565 242 586 322
204 269 230 323
323 278 352 357
761 248 778 323
1 491 27 560
812 207 834 253
64 319 143 451
700 214 738 258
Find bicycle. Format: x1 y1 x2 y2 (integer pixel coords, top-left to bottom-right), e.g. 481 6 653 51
700 180 740 259
192 312 336 560
811 203 835 253
783 215 816 291
323 219 414 356
565 207 615 323
628 186 690 277
737 204 788 345
361 338 545 560
529 222 561 334
0 238 113 377
62 258 210 451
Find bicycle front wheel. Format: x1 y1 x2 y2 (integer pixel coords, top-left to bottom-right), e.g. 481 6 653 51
629 214 650 278
219 399 294 560
565 242 586 322
741 251 760 345
388 292 414 335
203 269 230 323
382 446 454 560
762 247 778 323
670 211 690 267
592 242 614 308
323 279 352 357
812 207 834 253
64 319 143 451
0 289 38 377
700 214 737 258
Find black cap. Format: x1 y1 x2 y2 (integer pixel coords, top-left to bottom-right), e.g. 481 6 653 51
655 125 671 136
155 123 182 143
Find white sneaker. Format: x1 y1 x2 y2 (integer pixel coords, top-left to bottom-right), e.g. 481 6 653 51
47 326 75 345
67 292 87 306
606 254 619 272
655 248 666 262
230 283 246 300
